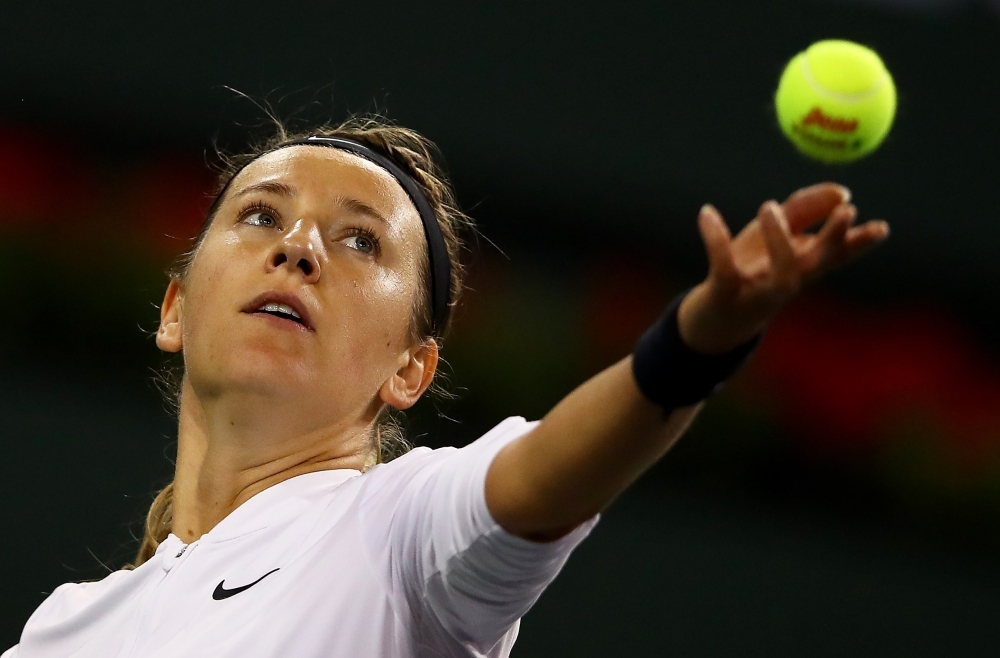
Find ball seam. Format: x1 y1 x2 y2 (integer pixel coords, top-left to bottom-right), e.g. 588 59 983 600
800 55 888 103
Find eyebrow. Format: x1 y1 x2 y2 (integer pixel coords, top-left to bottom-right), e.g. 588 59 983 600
232 180 390 226
232 180 296 198
335 196 390 226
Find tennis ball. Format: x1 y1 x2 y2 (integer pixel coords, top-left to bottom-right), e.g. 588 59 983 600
775 40 896 163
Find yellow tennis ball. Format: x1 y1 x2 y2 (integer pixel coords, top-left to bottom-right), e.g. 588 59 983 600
775 40 896 163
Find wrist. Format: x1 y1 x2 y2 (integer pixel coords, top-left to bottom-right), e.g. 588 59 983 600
678 282 768 355
631 288 762 412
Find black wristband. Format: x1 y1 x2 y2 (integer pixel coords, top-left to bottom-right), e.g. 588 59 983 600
631 290 761 411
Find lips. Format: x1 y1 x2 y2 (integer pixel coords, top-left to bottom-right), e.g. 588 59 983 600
241 292 315 331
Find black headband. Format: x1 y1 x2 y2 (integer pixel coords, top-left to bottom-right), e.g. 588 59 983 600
221 135 451 336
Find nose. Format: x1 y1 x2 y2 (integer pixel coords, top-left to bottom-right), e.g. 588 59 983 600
266 219 322 284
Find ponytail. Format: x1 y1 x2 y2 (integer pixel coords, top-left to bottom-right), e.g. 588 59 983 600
131 482 174 568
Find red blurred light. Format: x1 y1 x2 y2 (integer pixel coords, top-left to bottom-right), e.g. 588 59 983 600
127 154 215 257
0 125 98 222
751 295 1000 463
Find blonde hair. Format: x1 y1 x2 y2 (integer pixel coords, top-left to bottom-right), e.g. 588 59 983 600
132 116 473 567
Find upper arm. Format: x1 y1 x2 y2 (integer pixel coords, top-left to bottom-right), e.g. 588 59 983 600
359 418 597 649
485 357 703 539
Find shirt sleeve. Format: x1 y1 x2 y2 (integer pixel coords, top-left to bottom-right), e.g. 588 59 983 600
358 416 598 653
2 646 18 658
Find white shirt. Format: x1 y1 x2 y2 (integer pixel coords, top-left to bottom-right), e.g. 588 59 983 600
4 417 596 658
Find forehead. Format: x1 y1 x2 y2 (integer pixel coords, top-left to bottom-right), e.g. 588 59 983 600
227 145 420 228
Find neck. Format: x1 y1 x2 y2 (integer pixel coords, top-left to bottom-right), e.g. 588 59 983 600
170 379 372 543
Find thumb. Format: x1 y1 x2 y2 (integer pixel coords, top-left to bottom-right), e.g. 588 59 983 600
697 205 739 294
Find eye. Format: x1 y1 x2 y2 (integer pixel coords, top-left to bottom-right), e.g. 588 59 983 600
237 200 281 228
243 211 277 228
344 235 375 254
342 227 381 255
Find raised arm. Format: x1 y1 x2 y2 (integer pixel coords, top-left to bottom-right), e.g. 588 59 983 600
485 183 890 540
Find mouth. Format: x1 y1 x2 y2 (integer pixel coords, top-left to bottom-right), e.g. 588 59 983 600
241 292 315 331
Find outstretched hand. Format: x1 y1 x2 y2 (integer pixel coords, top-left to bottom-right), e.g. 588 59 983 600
678 183 890 354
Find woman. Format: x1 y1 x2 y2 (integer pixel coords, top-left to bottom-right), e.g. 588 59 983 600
4 117 888 657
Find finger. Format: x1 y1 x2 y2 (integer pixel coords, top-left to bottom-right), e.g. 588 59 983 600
838 220 890 263
782 182 852 233
800 204 855 280
759 201 797 284
814 203 856 255
697 204 739 286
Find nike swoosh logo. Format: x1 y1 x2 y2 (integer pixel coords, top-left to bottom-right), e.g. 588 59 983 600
212 568 280 600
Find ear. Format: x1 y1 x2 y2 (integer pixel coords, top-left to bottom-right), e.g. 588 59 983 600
156 279 184 353
378 339 439 410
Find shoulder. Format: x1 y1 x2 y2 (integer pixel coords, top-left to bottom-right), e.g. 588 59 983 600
362 416 537 488
21 565 150 633
354 416 539 535
387 416 537 468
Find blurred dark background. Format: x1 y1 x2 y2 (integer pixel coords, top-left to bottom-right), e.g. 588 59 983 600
3 0 1000 655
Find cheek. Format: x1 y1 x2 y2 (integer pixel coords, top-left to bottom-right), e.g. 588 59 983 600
337 268 417 372
370 268 417 338
181 242 246 352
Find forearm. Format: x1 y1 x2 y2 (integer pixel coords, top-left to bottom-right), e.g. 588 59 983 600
485 356 702 540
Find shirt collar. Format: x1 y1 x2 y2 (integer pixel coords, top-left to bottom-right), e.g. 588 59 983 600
162 468 362 548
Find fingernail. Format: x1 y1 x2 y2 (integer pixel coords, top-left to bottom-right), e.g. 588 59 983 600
700 204 715 216
838 185 852 203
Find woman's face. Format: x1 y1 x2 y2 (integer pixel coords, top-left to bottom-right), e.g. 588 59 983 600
159 145 432 435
